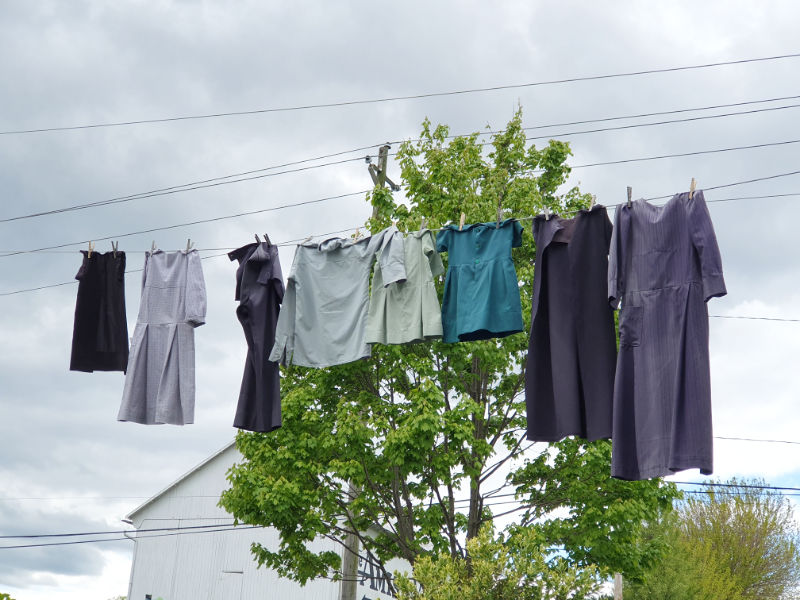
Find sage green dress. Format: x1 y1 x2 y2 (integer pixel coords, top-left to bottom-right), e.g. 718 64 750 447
366 229 444 345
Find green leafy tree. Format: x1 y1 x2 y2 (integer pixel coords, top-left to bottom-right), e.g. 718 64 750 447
624 511 744 600
0 593 17 600
220 109 679 588
626 478 800 600
395 524 600 600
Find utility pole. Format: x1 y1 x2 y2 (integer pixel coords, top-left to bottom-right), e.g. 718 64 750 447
366 144 400 193
339 145 398 600
338 481 362 600
614 572 623 600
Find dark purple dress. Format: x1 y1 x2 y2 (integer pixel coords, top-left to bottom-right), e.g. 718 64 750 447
229 242 284 433
526 205 617 442
608 191 726 480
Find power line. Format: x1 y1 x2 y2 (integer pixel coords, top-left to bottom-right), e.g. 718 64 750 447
3 52 800 136
709 315 800 322
672 481 800 492
0 155 372 224
0 522 237 539
681 489 800 497
0 525 261 550
501 93 800 133
568 137 800 170
716 436 800 445
0 495 151 501
5 94 800 226
3 480 799 545
522 101 800 142
0 191 370 259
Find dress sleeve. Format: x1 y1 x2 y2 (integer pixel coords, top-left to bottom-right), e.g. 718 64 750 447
269 249 298 365
270 251 286 304
435 228 450 254
141 252 151 291
603 208 613 250
185 250 207 327
423 231 445 277
75 251 88 281
378 227 407 286
608 207 623 309
511 219 523 248
687 190 727 302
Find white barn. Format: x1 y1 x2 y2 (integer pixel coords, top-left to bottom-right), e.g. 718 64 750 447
124 441 408 600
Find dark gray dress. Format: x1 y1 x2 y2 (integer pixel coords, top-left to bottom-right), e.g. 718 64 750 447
70 250 129 373
229 241 284 433
608 190 726 480
526 205 617 442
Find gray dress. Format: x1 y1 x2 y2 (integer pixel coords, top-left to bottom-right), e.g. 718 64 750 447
608 191 726 480
269 226 406 368
365 229 444 345
118 250 207 425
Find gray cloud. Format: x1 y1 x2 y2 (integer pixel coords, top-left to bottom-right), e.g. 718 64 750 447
0 500 129 586
1 0 800 596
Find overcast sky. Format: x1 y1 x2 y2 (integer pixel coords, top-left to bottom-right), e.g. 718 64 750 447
2 1 800 598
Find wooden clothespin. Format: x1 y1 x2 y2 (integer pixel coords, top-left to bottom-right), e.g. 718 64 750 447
459 213 466 231
255 234 261 243
264 233 272 246
151 241 157 255
590 195 597 209
627 186 633 208
420 216 427 230
87 241 94 258
689 177 697 199
544 207 551 221
186 239 193 252
302 235 313 244
111 241 118 257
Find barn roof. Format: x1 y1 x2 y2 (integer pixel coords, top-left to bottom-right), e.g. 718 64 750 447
124 439 236 522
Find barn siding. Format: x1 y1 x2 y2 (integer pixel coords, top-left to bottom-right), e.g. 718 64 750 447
127 443 404 600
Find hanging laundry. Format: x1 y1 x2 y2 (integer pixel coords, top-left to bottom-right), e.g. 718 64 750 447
118 249 207 425
525 206 617 442
228 240 284 433
270 226 406 368
608 190 726 480
366 228 444 345
436 219 524 343
70 250 129 373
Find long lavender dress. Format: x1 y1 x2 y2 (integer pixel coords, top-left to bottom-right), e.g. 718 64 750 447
608 191 726 480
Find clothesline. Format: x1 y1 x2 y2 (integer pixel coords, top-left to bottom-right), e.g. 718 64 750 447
2 190 800 325
2 183 799 261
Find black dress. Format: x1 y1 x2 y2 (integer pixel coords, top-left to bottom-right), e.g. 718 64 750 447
525 206 617 442
70 250 129 373
229 241 284 433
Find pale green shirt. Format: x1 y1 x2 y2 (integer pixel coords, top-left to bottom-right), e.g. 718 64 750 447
270 226 406 368
366 229 444 345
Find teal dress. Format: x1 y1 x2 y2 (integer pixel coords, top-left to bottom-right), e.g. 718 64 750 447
436 219 524 343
